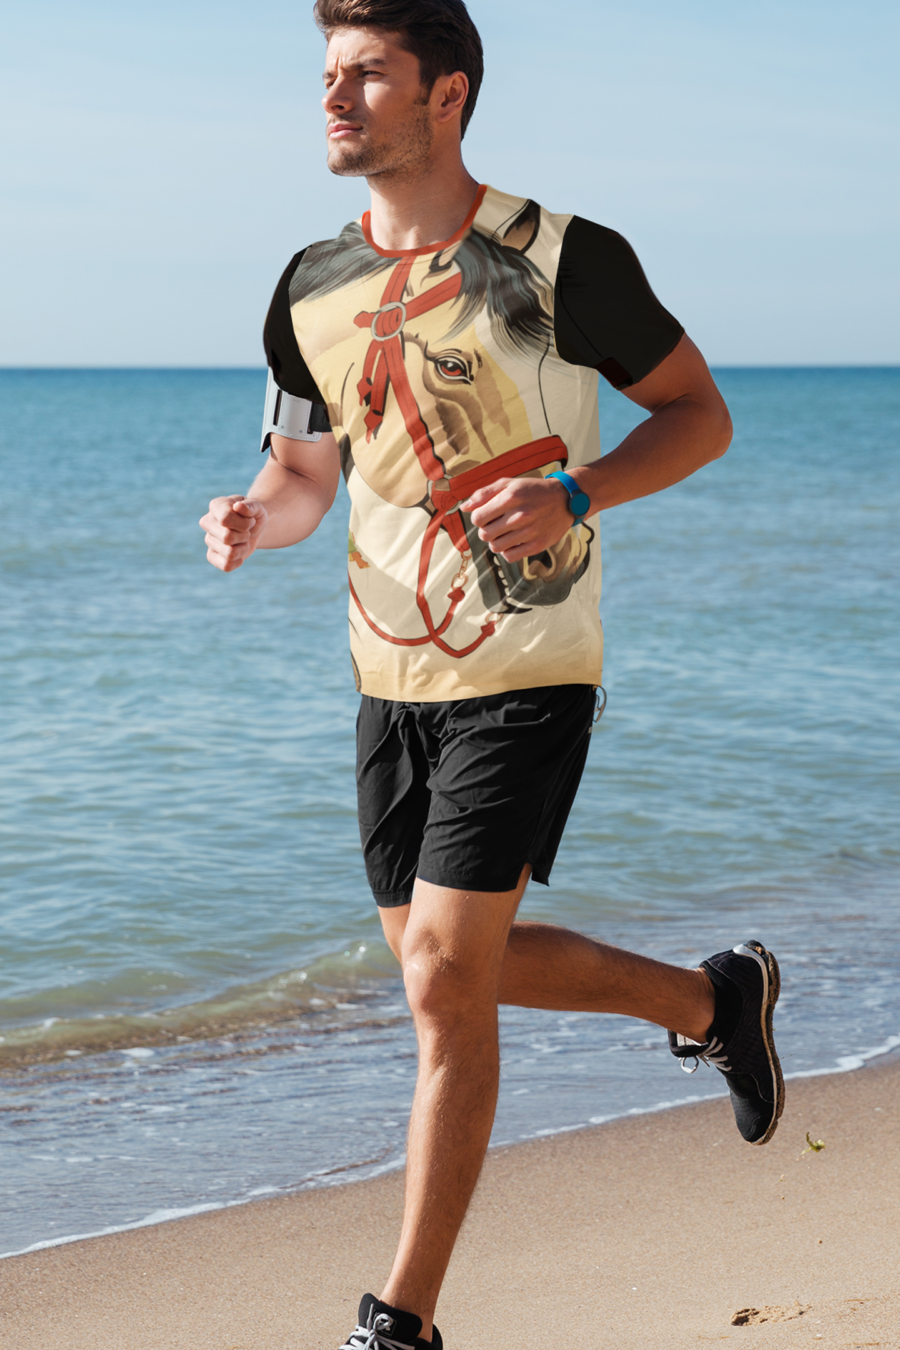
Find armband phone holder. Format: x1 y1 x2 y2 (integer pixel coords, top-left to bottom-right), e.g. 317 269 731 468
260 368 330 452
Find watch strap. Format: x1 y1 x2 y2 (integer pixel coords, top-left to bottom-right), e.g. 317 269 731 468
547 470 590 525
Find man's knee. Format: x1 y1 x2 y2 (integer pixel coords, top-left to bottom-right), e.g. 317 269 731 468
402 935 498 1025
396 876 521 1024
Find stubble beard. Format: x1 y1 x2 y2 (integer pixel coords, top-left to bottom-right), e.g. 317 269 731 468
327 100 434 182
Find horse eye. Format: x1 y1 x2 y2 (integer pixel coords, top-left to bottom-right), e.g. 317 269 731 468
434 356 471 382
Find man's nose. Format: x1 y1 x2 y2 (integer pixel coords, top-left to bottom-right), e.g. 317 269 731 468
323 75 353 114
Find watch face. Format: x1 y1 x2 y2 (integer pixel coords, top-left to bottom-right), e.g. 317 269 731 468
571 489 591 517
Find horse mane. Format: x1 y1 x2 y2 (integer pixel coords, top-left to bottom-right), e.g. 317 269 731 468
435 229 552 358
289 222 397 305
290 220 553 359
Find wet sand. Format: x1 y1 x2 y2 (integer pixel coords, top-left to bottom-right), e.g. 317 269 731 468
2 1055 898 1349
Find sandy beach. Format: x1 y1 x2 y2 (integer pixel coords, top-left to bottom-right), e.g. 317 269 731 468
2 1054 897 1350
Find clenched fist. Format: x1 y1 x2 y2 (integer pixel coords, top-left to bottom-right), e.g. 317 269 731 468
461 475 578 564
200 496 268 572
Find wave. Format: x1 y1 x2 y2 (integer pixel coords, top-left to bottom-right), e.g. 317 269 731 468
0 944 406 1071
0 1151 408 1262
5 1039 900 1262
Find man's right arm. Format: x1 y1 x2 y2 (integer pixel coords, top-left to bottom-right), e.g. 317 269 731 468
200 431 341 573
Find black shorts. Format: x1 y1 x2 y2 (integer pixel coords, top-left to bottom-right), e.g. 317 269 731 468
356 684 596 907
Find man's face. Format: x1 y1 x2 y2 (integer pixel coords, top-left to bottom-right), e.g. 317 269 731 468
323 27 433 180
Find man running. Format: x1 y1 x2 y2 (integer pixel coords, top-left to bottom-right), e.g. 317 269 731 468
200 3 784 1346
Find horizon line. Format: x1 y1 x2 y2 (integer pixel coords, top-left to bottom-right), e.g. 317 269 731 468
1 363 899 373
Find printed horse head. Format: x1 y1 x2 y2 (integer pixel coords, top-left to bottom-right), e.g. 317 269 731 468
291 203 591 613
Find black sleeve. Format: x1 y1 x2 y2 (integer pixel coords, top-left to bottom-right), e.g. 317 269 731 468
554 217 684 389
262 249 329 410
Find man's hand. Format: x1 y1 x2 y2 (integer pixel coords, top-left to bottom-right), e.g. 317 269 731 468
462 475 574 564
200 495 269 572
463 335 732 563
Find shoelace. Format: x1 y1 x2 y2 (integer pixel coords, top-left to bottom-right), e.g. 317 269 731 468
678 1034 732 1075
340 1313 416 1350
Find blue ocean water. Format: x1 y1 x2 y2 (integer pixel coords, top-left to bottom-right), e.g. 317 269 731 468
1 367 898 1257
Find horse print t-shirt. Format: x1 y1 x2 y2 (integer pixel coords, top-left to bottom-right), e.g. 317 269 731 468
263 185 683 702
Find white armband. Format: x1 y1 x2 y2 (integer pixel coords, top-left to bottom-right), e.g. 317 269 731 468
260 368 327 452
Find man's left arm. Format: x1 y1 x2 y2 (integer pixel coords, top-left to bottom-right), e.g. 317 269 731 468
464 333 732 565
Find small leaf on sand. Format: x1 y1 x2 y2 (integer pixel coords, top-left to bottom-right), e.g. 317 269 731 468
801 1131 826 1156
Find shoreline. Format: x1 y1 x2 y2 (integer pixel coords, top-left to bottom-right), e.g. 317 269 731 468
2 1056 899 1350
4 1035 899 1263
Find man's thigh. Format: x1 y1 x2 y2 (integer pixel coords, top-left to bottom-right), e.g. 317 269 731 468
380 867 531 981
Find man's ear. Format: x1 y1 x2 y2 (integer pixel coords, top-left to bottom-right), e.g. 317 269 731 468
435 69 469 125
502 200 541 254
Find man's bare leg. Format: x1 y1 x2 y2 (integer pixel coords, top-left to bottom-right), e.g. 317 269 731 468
381 898 716 1048
378 871 527 1340
377 870 716 1337
498 921 715 1039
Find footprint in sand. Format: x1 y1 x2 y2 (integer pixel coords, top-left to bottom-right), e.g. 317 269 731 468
731 1302 811 1325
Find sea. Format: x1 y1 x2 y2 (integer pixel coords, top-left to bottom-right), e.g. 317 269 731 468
1 367 898 1258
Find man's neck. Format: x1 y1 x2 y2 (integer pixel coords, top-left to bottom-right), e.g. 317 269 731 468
366 159 480 252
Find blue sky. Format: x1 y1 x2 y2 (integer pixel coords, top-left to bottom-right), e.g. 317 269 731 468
2 0 897 365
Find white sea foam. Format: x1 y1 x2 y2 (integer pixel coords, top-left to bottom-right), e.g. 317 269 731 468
0 1201 233 1260
784 1032 900 1078
0 1158 406 1261
5 1040 898 1262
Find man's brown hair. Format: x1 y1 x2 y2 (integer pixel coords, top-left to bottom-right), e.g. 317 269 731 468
314 0 484 137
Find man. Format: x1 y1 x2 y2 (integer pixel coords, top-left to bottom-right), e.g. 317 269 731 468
200 3 783 1346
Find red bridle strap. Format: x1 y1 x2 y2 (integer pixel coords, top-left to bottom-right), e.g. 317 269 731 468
354 261 464 482
348 434 569 658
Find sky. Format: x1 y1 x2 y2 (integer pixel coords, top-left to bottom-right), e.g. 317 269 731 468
1 0 898 366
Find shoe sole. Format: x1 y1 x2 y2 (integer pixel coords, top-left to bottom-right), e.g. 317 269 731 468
733 939 785 1145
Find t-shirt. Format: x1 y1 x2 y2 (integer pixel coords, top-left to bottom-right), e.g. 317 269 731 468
263 183 683 702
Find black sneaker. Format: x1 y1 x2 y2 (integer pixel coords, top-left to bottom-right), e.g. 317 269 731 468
668 940 784 1146
339 1295 443 1350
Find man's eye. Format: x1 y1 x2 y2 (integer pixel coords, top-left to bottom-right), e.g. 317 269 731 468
434 356 471 383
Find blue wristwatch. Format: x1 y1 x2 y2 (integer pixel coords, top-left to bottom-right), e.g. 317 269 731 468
547 470 591 526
